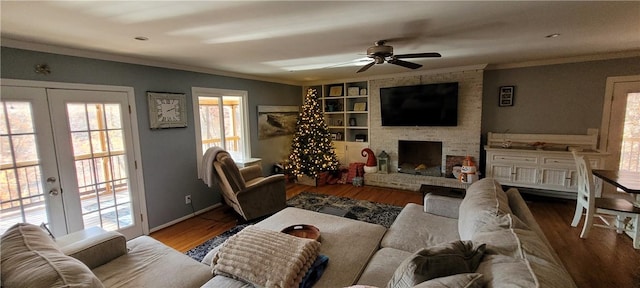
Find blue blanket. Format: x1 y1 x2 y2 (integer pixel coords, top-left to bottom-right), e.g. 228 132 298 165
300 254 329 288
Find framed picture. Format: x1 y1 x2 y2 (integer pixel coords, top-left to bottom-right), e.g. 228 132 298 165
329 86 343 97
147 92 188 129
499 86 515 107
353 102 367 111
258 105 299 139
347 87 360 96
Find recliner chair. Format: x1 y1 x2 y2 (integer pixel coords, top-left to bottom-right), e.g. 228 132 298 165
212 150 286 221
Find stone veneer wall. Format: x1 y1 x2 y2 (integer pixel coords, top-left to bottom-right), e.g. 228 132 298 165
365 69 483 191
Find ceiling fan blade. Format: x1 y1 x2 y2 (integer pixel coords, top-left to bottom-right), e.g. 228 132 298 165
394 52 442 59
388 59 422 69
356 61 376 73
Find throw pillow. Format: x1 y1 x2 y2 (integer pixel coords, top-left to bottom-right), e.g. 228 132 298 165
413 273 484 288
1 223 104 288
386 240 486 288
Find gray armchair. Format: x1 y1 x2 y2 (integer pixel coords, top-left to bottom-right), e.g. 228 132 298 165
213 151 286 221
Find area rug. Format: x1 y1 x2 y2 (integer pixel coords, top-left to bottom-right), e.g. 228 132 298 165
185 192 403 262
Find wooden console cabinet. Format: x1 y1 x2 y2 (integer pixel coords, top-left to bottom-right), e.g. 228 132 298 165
485 131 608 199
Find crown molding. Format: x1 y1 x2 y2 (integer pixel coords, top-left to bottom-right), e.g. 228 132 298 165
486 50 640 70
1 38 301 86
4 37 638 86
302 64 489 86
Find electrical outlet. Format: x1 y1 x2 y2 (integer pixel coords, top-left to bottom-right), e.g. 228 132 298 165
185 195 191 204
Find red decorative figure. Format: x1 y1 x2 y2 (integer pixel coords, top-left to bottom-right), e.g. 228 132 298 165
361 148 377 167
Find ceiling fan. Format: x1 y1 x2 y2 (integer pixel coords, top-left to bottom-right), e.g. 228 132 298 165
357 40 441 73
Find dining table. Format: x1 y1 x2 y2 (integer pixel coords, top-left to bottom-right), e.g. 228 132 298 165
592 169 640 207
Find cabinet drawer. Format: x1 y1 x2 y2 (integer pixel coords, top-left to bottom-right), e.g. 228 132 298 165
542 156 600 168
490 154 538 164
542 157 574 165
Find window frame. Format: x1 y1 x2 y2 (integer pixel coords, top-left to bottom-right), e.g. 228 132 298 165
192 87 251 178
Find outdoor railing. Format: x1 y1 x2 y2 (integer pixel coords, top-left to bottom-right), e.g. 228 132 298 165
202 136 241 152
1 150 127 211
620 137 640 172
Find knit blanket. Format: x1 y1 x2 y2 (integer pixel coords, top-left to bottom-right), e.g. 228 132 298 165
212 226 321 288
200 146 225 188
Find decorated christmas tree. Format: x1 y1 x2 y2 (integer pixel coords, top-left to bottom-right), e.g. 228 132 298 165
285 88 340 178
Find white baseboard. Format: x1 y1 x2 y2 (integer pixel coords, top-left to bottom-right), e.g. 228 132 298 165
149 203 222 233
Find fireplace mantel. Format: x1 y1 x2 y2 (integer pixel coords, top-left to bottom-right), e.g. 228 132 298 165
364 69 483 189
364 172 470 191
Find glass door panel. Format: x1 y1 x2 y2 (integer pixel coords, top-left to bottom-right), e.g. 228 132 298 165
0 86 66 236
67 103 132 231
48 89 142 238
619 92 640 172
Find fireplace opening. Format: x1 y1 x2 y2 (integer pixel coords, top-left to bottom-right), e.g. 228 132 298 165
398 140 443 176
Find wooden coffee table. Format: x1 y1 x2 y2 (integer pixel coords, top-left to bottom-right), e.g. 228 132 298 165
419 184 466 199
318 206 355 219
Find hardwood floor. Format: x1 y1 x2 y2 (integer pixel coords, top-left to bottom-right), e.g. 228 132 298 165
151 183 640 288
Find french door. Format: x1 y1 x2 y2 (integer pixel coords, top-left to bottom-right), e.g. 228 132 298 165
1 85 144 239
601 77 640 171
599 76 640 199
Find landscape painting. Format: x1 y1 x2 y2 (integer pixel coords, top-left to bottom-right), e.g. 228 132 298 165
258 106 299 139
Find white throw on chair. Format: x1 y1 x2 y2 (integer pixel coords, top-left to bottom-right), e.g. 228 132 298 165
570 151 640 249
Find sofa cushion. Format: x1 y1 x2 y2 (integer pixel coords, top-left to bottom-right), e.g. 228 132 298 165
387 240 486 288
1 223 104 288
458 178 511 240
413 273 484 288
505 188 563 264
474 254 537 287
92 236 212 288
357 248 413 287
471 208 577 288
381 203 460 252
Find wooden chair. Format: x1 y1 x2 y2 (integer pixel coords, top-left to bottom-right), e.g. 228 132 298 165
570 151 640 249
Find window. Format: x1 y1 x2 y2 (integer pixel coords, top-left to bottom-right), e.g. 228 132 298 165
192 87 250 177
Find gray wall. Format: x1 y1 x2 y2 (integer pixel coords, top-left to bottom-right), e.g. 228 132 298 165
1 47 302 230
482 57 640 135
480 56 640 173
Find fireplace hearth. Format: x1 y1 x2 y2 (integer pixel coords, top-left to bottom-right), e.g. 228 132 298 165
398 140 443 176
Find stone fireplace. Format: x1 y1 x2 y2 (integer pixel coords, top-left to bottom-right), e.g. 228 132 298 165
398 140 442 176
363 67 484 190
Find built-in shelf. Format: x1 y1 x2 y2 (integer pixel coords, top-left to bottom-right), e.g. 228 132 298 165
304 80 370 165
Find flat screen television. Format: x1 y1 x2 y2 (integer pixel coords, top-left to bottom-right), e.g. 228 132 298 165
380 82 458 126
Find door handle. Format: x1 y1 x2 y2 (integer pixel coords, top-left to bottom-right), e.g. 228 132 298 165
49 188 59 196
47 177 57 183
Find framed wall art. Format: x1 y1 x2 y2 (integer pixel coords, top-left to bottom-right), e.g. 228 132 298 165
498 86 515 107
353 102 367 111
347 87 360 96
147 92 188 129
257 105 299 139
329 86 343 96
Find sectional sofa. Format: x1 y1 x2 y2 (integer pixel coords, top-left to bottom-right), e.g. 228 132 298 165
206 177 576 287
1 178 576 287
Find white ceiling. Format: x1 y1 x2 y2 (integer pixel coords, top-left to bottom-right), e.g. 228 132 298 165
2 1 639 84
